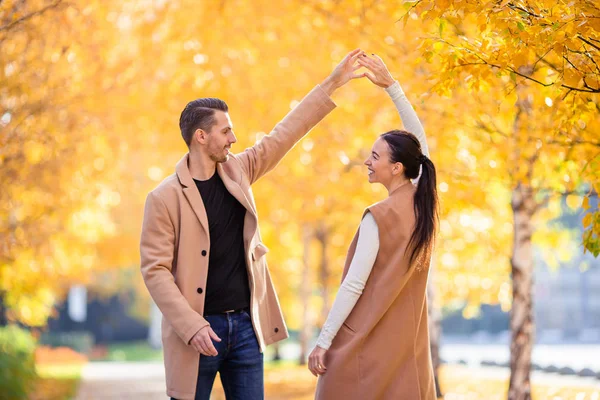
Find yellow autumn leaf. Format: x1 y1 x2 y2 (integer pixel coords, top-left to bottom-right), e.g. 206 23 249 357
513 50 529 68
563 68 582 87
23 141 45 164
583 196 590 211
565 194 582 210
553 43 564 54
589 18 600 31
437 0 451 10
583 213 593 228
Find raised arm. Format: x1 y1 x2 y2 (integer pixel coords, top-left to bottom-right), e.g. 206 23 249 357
235 49 367 185
384 82 429 158
358 54 429 158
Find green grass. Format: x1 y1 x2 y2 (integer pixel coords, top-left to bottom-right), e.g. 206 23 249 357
100 340 164 362
94 340 302 364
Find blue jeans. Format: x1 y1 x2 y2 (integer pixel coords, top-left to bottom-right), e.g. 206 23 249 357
173 309 264 400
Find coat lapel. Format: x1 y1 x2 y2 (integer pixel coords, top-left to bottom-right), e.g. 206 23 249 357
176 154 259 240
217 163 259 250
176 154 210 237
217 163 256 215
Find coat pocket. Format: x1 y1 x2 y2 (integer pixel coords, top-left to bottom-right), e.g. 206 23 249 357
341 322 357 334
251 243 269 261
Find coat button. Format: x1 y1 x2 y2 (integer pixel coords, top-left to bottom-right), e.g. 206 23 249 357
274 327 279 333
201 250 207 256
197 288 203 294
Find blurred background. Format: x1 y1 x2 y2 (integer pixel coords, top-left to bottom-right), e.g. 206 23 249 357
1 0 599 399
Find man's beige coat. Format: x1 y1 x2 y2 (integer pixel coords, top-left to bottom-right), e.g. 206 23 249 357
140 86 335 399
315 182 436 400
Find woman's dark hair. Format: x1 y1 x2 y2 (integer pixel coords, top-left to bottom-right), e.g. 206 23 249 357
380 130 439 267
179 98 228 147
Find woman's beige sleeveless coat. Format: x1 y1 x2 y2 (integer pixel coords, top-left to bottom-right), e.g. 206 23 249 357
315 182 436 400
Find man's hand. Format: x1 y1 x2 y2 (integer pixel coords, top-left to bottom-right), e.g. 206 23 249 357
190 325 221 356
357 53 395 88
307 345 328 377
320 49 367 96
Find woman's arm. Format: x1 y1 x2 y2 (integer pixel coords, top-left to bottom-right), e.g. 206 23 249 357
358 54 430 158
384 81 429 158
236 49 366 185
315 212 380 350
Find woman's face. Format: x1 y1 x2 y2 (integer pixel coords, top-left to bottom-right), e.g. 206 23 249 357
364 137 402 185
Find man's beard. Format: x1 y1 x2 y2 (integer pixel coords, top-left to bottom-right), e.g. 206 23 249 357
209 150 228 163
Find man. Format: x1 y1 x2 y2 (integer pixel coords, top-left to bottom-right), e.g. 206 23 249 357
140 49 366 400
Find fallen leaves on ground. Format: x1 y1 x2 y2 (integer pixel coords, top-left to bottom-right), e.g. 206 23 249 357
206 364 600 400
35 346 88 365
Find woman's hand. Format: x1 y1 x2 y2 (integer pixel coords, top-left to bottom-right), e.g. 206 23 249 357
308 346 328 377
357 54 395 88
320 49 367 95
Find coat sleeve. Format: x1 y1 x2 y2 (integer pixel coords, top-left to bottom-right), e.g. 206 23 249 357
234 84 336 185
140 191 209 345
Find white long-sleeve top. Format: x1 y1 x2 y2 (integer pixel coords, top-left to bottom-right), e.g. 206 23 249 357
386 81 429 158
315 81 429 350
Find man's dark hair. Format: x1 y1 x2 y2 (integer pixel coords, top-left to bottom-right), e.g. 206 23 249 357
179 98 229 147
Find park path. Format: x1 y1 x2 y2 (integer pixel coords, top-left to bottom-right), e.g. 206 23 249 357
74 361 599 399
75 362 167 400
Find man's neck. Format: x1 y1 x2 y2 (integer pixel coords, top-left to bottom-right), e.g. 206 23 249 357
188 150 217 181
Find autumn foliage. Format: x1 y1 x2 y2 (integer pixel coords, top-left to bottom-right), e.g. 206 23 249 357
0 0 597 334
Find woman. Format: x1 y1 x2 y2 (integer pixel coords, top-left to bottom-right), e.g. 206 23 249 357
308 54 438 400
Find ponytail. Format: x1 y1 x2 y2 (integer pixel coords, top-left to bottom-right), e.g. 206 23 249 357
408 156 439 267
380 130 439 268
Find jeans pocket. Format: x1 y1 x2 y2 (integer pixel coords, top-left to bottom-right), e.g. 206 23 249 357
204 314 228 342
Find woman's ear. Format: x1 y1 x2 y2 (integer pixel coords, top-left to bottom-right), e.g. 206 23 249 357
392 162 404 176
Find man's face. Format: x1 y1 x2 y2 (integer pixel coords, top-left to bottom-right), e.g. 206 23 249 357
205 111 237 163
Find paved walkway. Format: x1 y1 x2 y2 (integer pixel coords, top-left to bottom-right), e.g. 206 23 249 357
75 362 167 400
74 361 599 399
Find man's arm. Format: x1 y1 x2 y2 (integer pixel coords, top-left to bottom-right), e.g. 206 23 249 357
140 191 209 345
235 85 335 185
236 49 366 185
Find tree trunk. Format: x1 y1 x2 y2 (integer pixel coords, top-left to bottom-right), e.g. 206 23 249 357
315 223 330 326
508 183 536 400
298 224 312 365
427 261 443 398
508 64 537 400
0 291 7 326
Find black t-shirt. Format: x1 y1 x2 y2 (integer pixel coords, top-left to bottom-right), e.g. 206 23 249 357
194 172 250 315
